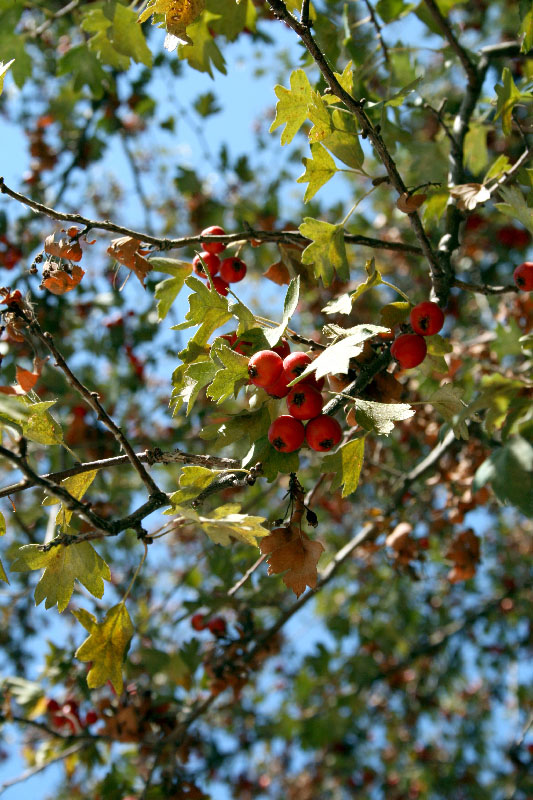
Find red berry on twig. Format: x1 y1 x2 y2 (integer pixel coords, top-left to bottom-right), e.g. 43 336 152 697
286 384 323 420
410 301 445 336
200 225 226 255
220 257 247 283
268 415 305 452
192 251 220 278
513 261 533 291
305 416 343 451
390 334 427 368
248 350 283 387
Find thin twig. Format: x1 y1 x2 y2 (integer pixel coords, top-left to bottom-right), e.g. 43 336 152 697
423 0 478 86
227 554 267 597
0 742 86 796
452 278 519 295
33 0 80 36
362 0 389 63
0 178 421 256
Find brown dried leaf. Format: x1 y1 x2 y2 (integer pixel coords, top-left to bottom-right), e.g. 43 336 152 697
386 522 412 550
449 183 491 211
42 264 85 295
44 234 83 262
259 526 324 598
396 192 427 213
445 528 480 582
107 237 152 287
263 261 291 286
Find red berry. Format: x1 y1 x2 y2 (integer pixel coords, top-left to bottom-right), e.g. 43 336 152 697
264 373 290 398
497 225 530 249
220 332 237 347
234 338 254 356
390 333 427 368
268 415 305 452
219 257 247 283
410 301 445 336
208 276 229 296
46 698 60 714
248 350 283 387
200 225 226 255
208 617 227 636
192 251 220 278
513 261 533 291
282 352 312 383
286 384 323 420
85 710 98 726
272 338 291 359
191 613 207 631
305 415 343 451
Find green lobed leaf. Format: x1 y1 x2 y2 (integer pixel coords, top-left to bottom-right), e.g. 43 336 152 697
206 342 250 404
11 541 110 613
494 186 533 235
153 260 192 320
57 45 108 98
494 68 529 136
307 93 334 142
321 109 364 170
178 359 218 416
297 143 337 203
299 218 349 287
270 69 315 145
42 470 98 530
74 602 134 694
168 466 222 506
20 399 63 445
354 399 415 435
242 435 300 482
264 277 300 348
473 436 533 517
322 437 365 497
172 276 232 344
296 325 388 380
178 16 227 77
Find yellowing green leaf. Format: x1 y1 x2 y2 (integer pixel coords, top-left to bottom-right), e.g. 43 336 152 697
0 59 15 96
177 16 226 76
321 109 364 170
494 68 528 136
307 93 333 142
74 603 134 694
380 301 411 327
153 260 192 320
495 186 533 235
299 218 349 286
296 325 388 380
323 437 365 497
175 359 218 415
354 399 414 435
11 541 110 613
172 276 232 345
297 143 337 203
206 342 250 404
196 504 269 546
270 69 315 145
42 470 98 530
168 465 221 506
21 399 63 445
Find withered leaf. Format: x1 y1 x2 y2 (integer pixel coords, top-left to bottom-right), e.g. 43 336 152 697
44 233 83 262
263 261 291 286
445 529 480 583
396 192 427 213
107 236 152 287
449 183 490 211
259 525 324 598
42 264 85 295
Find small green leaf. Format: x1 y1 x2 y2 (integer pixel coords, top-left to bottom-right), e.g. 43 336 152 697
494 68 531 136
299 218 349 286
322 437 365 497
153 260 192 320
321 109 364 170
264 277 300 348
495 186 533 235
473 436 533 517
354 399 414 435
270 69 315 145
176 359 218 416
169 465 222 506
323 259 382 314
172 276 232 345
425 334 453 356
74 602 134 694
242 435 300 481
380 301 411 327
206 342 250 404
424 383 466 429
297 325 388 380
11 541 110 613
21 400 63 445
178 17 227 77
297 143 337 203
42 470 98 530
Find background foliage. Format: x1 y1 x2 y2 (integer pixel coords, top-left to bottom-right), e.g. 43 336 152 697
0 0 532 798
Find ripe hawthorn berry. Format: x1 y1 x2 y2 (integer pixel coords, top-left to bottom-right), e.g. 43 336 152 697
208 617 227 636
513 261 533 291
264 372 290 398
282 352 311 383
286 384 323 420
85 710 99 726
268 415 305 452
390 333 427 368
192 251 220 278
200 225 226 255
191 613 207 631
208 276 229 296
248 350 283 387
305 415 342 451
272 338 291 359
410 301 445 336
46 698 60 713
220 256 247 283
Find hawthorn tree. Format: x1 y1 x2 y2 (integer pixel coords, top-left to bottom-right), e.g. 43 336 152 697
0 0 532 798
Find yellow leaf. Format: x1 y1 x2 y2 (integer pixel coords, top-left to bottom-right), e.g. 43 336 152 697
74 603 134 694
42 470 98 529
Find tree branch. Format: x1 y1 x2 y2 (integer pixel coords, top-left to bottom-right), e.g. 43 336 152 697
0 742 87 796
452 278 519 295
266 1 448 303
0 177 421 256
423 0 478 86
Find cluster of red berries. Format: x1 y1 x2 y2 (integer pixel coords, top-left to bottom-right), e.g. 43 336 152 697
192 226 247 297
46 697 98 734
514 261 533 292
390 300 445 369
191 613 227 636
244 345 342 453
